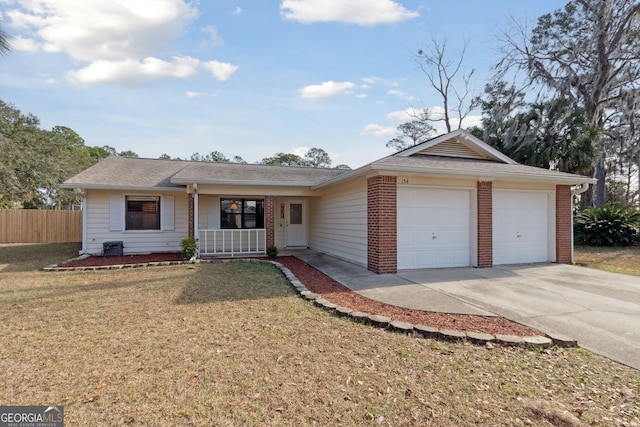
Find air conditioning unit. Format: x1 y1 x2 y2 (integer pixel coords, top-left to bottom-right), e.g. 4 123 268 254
103 241 123 257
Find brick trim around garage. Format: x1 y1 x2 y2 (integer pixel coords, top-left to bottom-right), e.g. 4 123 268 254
556 185 572 264
477 181 493 268
367 175 397 274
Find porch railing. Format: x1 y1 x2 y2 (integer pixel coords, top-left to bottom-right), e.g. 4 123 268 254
198 229 266 256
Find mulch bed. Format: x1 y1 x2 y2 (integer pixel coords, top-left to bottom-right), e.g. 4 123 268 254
57 252 540 336
59 252 184 267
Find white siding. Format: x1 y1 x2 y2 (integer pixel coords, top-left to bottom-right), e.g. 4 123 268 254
196 196 220 231
309 179 367 266
274 197 286 249
85 189 189 255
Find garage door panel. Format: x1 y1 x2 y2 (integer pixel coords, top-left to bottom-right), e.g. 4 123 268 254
493 190 549 265
412 230 433 249
413 251 434 267
434 208 467 227
398 187 471 269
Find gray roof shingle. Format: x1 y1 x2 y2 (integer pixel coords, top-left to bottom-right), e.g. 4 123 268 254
62 156 349 189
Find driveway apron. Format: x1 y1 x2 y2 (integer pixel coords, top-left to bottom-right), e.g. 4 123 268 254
292 251 640 370
398 264 640 370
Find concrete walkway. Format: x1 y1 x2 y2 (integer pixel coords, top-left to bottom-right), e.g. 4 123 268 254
291 250 640 370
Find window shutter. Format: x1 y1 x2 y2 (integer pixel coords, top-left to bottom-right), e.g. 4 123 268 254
163 195 175 230
208 197 220 229
109 195 123 231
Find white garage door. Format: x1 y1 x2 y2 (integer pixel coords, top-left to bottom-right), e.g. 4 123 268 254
397 187 471 269
493 190 550 265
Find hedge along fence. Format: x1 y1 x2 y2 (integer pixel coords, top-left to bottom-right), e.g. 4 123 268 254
0 209 82 243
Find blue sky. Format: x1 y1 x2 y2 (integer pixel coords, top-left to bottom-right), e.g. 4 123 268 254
1 0 567 168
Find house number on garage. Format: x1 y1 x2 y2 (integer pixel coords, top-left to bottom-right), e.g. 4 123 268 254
401 179 409 184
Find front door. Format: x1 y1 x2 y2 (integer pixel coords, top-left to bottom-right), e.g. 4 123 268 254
285 199 307 247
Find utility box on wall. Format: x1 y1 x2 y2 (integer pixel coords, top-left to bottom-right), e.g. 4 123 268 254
103 241 123 257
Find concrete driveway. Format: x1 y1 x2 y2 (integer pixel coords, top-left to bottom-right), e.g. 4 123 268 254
398 264 640 370
292 251 640 370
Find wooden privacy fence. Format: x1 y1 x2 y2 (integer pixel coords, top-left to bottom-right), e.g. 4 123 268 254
0 209 82 243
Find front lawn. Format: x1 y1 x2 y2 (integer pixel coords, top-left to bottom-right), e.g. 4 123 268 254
574 244 640 276
0 244 638 426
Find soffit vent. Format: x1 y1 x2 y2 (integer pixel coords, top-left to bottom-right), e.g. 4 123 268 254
415 138 490 160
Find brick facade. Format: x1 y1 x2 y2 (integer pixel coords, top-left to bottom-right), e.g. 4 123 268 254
367 175 397 274
265 195 275 248
477 181 493 268
188 193 194 238
555 185 573 263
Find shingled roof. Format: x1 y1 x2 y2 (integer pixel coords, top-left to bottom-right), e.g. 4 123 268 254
63 130 595 191
62 156 349 190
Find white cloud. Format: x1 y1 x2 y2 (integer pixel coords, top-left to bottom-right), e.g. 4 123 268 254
201 26 224 47
299 80 356 100
290 146 309 157
186 91 218 98
387 106 483 135
10 35 39 52
387 89 415 101
362 76 381 85
67 56 200 85
7 0 197 61
387 107 421 122
280 0 419 26
201 60 239 81
232 6 243 15
360 123 396 137
6 0 238 85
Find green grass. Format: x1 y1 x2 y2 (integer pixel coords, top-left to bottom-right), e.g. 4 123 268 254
574 244 640 276
0 242 81 272
0 244 638 426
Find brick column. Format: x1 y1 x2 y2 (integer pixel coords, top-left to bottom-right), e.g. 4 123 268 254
477 181 493 268
556 185 572 263
265 195 275 248
188 193 194 238
367 175 397 274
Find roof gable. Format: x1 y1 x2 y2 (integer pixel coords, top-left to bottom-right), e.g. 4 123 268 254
396 129 517 165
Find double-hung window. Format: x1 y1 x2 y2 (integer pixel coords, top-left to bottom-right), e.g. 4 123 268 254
221 199 264 229
126 196 161 230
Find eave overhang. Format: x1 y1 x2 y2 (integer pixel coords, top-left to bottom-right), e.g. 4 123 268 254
170 178 318 187
59 183 186 192
313 163 596 190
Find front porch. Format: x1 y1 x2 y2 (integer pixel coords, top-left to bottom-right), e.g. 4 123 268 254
189 192 310 257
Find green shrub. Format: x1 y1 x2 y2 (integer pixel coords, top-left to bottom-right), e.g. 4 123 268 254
574 205 640 246
181 236 198 259
266 245 278 259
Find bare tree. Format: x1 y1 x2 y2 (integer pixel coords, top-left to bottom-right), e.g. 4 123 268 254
416 37 476 133
497 0 640 207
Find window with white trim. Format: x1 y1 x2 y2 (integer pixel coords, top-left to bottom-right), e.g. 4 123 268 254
220 198 264 229
125 196 161 230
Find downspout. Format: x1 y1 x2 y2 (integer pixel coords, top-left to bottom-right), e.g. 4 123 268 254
570 183 590 263
76 188 87 255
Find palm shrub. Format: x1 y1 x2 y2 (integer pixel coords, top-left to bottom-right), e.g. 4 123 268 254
574 205 640 246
